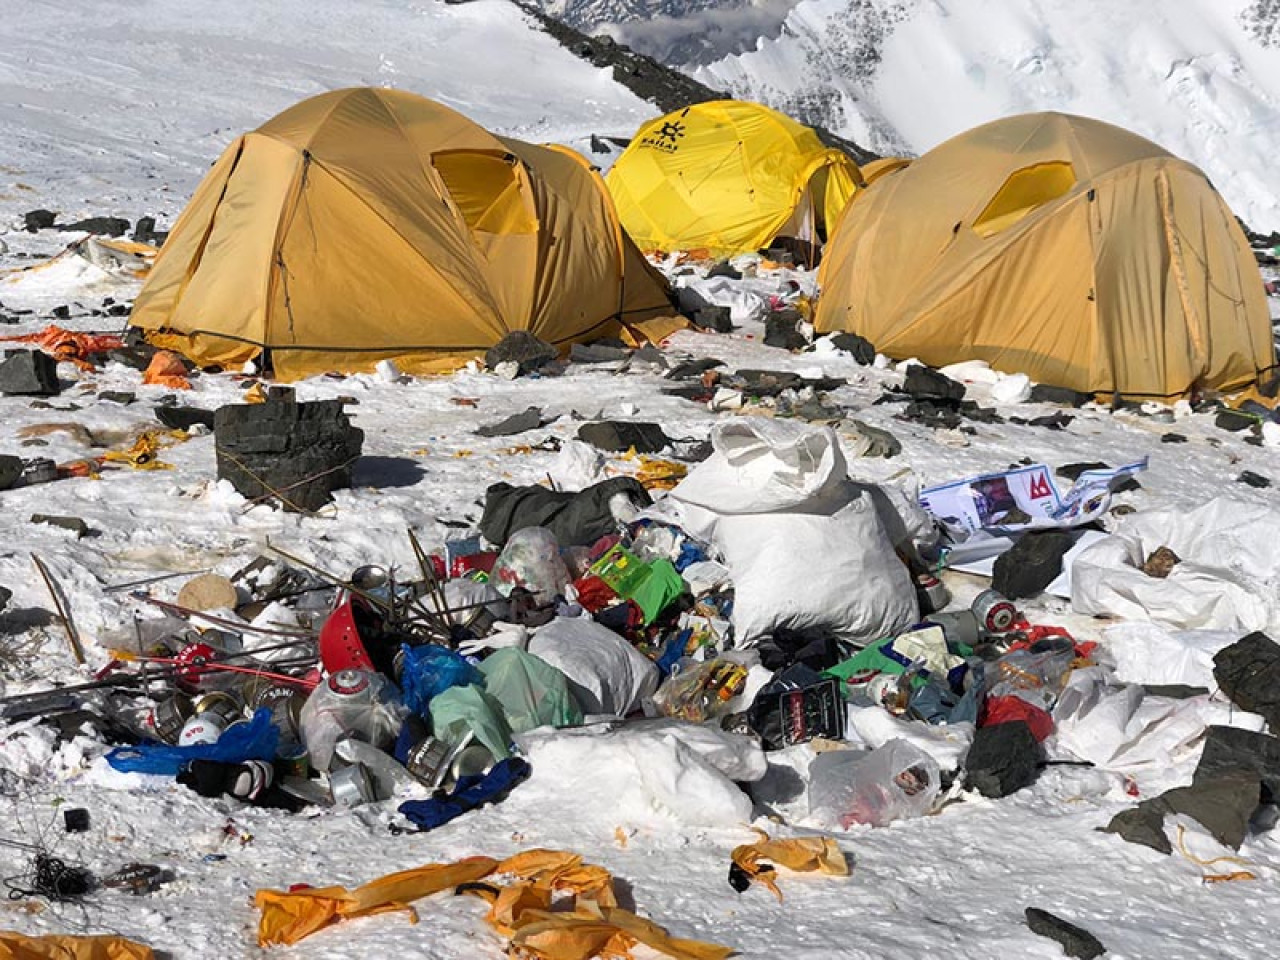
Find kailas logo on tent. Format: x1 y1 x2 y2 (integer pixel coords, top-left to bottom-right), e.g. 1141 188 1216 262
639 120 685 154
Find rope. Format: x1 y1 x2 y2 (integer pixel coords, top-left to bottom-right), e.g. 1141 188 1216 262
1174 824 1257 883
5 853 95 901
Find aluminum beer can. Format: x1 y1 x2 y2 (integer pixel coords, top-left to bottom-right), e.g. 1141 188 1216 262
178 712 226 746
150 693 193 745
972 589 1017 633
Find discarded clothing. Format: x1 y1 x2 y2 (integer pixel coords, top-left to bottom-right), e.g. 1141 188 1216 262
480 477 652 547
398 757 531 832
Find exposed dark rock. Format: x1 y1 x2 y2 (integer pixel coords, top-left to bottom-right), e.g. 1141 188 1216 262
577 420 669 454
827 332 875 364
706 261 741 280
992 530 1074 599
58 216 130 237
30 514 89 537
691 306 732 333
475 406 546 438
1102 770 1261 853
23 209 57 232
1160 432 1188 444
131 216 168 246
484 331 558 376
764 310 807 351
1196 725 1280 802
665 358 724 380
1024 907 1106 959
0 454 22 491
1238 470 1271 489
214 387 364 513
964 720 1040 798
1215 409 1257 432
0 350 59 396
98 391 136 405
1140 545 1180 579
155 406 216 432
1028 384 1092 407
903 366 965 402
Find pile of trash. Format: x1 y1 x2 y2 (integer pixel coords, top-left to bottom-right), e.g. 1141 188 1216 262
6 413 1280 956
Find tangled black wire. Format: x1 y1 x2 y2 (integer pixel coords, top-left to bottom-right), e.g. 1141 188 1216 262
5 853 95 902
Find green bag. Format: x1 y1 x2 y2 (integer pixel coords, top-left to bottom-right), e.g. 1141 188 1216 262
478 647 583 734
429 684 512 759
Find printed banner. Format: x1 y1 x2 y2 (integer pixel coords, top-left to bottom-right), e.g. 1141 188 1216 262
920 459 1147 538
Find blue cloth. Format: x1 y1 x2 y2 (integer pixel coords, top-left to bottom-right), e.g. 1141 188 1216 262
397 757 531 832
106 707 279 776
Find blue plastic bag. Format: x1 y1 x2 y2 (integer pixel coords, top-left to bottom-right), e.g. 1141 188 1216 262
106 708 279 776
398 643 484 716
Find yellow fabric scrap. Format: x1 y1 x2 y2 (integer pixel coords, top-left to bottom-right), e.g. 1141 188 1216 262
0 932 154 959
620 450 688 490
730 830 849 901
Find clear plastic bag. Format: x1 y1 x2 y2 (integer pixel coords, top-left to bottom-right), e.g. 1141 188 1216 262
298 669 407 772
807 739 940 829
651 658 749 723
490 527 569 604
984 637 1076 713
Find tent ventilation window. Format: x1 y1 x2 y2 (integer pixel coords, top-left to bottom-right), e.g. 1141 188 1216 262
972 161 1076 238
432 151 537 236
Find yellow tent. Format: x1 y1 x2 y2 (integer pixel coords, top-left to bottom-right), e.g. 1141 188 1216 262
816 112 1274 400
605 100 862 258
130 88 673 380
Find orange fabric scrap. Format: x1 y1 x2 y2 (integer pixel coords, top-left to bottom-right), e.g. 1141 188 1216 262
142 350 190 389
254 856 499 946
0 931 153 959
730 830 849 901
254 849 734 960
6 325 123 369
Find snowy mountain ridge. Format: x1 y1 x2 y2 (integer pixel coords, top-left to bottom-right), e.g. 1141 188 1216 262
692 0 1280 231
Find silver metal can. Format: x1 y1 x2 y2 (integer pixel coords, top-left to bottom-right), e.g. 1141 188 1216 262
405 736 451 790
329 762 375 808
972 589 1017 633
151 693 193 745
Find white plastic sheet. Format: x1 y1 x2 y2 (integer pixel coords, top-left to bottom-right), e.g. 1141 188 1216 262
1072 498 1280 631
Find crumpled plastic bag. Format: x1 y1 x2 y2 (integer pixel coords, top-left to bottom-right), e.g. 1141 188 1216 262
0 932 153 959
429 683 513 759
491 526 570 604
729 829 848 900
106 707 278 776
478 647 582 733
397 643 483 716
298 670 406 772
807 739 941 830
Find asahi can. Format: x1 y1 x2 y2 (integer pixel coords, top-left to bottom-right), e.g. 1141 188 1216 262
405 736 451 790
914 573 951 616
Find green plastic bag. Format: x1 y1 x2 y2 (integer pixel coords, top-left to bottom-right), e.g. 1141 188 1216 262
478 647 583 734
429 684 512 759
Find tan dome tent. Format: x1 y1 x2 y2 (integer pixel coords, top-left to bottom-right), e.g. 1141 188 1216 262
606 100 862 259
816 112 1274 399
130 88 673 380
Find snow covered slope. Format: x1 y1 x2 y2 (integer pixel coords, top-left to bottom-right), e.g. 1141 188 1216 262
695 0 1280 231
0 0 654 226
